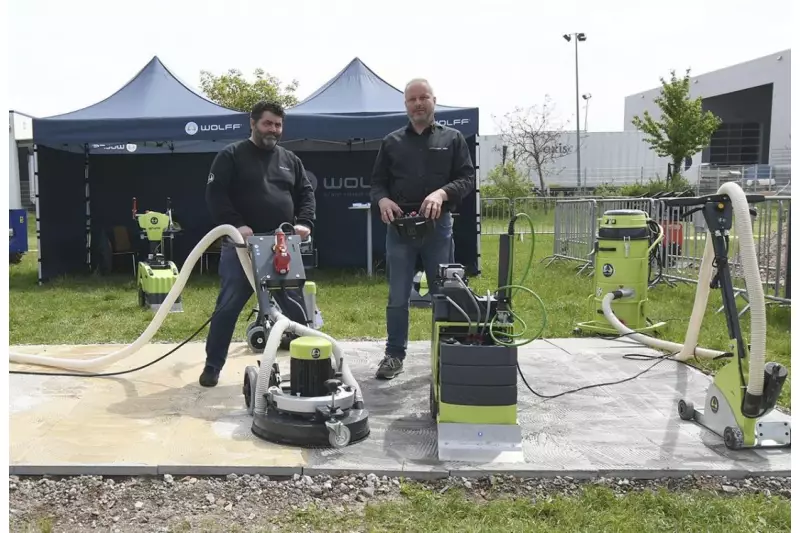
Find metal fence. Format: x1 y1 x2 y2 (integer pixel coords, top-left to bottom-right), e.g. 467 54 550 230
522 194 793 308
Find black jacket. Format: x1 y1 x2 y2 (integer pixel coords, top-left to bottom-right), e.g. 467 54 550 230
370 122 475 211
205 140 315 234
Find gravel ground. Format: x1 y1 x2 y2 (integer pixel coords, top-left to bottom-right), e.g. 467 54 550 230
8 472 790 532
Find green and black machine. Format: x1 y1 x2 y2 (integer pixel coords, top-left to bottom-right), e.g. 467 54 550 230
575 209 665 335
132 197 183 313
427 214 540 463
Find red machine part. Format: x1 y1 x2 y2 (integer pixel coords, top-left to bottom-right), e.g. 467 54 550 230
273 229 291 275
662 220 683 245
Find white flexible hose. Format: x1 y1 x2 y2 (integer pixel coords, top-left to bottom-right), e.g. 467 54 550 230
602 182 767 396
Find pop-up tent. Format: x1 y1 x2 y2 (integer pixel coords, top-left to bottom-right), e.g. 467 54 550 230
30 56 250 283
279 58 481 274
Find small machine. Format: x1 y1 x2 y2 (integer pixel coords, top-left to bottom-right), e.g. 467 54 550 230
132 197 183 313
575 209 665 335
662 193 790 450
429 227 523 463
242 227 370 448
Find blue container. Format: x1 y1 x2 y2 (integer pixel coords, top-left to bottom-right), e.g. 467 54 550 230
10 209 28 257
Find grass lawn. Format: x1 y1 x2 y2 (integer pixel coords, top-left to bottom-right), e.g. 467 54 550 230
289 482 790 533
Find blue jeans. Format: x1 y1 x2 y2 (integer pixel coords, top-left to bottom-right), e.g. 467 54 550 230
205 240 307 371
385 212 454 360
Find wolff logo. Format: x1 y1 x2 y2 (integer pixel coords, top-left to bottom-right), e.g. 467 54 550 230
322 177 370 190
185 121 243 136
436 118 470 127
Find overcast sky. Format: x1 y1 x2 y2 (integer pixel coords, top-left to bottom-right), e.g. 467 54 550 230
7 0 793 135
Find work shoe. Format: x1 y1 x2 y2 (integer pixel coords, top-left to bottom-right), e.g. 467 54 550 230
199 365 220 387
376 356 404 379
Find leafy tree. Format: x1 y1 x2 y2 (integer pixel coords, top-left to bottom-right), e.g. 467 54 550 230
199 68 300 111
482 162 533 200
631 69 722 182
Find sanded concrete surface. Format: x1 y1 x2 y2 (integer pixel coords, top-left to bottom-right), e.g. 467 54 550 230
9 338 791 478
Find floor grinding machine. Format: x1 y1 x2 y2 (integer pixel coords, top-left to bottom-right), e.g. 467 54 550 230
241 228 370 448
601 184 790 450
133 197 183 313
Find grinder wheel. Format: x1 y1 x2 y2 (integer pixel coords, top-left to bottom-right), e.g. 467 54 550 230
243 366 259 416
246 323 267 353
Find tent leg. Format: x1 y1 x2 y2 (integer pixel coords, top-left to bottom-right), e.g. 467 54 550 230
475 137 481 275
33 144 42 285
84 146 91 273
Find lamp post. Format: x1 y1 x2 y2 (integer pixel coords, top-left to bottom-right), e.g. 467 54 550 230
563 32 586 188
582 93 592 132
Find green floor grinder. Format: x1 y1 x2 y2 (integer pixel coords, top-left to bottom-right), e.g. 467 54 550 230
242 227 369 448
575 208 665 335
132 197 183 313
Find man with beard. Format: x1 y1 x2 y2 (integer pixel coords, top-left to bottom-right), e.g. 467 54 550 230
200 100 316 387
370 78 476 379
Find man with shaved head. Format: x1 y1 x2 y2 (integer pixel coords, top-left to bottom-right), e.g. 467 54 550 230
370 78 476 379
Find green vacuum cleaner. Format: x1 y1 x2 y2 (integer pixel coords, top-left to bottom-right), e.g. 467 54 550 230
575 208 665 335
132 197 183 313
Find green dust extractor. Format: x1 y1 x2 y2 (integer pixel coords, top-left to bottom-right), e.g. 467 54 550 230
575 209 665 335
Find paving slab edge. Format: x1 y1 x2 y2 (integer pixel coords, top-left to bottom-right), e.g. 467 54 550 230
9 464 791 480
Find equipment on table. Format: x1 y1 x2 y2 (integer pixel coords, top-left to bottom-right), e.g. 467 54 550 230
133 197 183 313
601 183 790 450
575 208 665 336
241 227 369 448
429 214 544 463
9 217 368 450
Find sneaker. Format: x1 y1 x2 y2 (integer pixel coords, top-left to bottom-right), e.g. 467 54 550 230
199 365 220 387
376 355 404 379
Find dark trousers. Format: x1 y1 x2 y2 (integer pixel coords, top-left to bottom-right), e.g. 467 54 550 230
384 211 454 360
205 240 307 371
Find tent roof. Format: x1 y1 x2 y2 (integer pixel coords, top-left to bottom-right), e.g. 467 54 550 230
33 56 249 146
282 57 478 142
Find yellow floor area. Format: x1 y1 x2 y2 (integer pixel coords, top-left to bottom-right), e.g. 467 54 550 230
10 342 306 471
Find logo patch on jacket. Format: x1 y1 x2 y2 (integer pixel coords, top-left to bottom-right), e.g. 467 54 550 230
208 173 214 183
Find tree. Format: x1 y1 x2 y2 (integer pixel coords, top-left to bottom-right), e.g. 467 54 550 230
199 68 300 112
631 69 722 183
494 96 577 195
483 162 533 200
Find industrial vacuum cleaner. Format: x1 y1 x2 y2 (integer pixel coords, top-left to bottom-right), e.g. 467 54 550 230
240 227 370 448
600 183 790 450
575 208 666 336
132 197 183 313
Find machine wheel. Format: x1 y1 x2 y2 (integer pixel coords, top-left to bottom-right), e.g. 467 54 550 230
247 325 267 353
138 287 146 308
328 424 351 448
243 366 258 416
724 426 745 450
678 400 695 421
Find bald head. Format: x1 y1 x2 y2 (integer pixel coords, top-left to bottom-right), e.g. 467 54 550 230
404 78 436 127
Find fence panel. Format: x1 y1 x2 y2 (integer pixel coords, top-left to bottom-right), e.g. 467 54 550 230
511 197 558 235
479 197 514 235
544 199 597 270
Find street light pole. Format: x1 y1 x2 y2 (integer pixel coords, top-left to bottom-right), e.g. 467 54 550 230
564 33 586 188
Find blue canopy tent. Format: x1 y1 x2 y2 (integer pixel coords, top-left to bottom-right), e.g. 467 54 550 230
278 58 482 275
30 56 250 283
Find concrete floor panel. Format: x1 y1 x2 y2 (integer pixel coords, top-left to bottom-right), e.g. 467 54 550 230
9 338 791 478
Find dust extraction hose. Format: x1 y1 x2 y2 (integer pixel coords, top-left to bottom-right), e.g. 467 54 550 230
8 224 364 402
601 182 767 397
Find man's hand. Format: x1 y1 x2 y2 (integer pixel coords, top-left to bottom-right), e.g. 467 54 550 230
237 225 254 240
294 224 311 240
420 189 448 219
378 198 404 223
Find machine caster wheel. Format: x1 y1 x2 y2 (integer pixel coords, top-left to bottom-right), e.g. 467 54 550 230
678 400 695 421
247 325 267 353
326 422 351 448
429 382 438 419
138 287 146 308
243 366 258 416
724 426 744 450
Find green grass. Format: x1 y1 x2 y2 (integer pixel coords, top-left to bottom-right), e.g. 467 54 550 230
10 221 791 408
287 482 790 533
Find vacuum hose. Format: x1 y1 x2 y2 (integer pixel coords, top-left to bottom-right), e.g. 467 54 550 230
602 182 767 397
9 224 365 403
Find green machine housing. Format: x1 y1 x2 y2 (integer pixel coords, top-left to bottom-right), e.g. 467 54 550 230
135 209 182 313
575 209 664 335
429 258 524 463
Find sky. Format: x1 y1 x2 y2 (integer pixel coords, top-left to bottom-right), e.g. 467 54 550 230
6 0 795 135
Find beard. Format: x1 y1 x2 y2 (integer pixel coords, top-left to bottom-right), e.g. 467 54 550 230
410 108 432 124
254 131 280 149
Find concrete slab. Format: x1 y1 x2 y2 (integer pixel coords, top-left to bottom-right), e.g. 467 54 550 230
9 338 791 478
